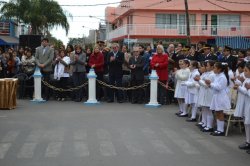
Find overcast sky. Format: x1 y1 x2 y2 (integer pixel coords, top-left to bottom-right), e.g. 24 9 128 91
51 0 118 45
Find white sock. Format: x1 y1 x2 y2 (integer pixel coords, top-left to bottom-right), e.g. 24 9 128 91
177 99 183 112
201 107 207 125
217 120 224 132
191 103 197 119
181 103 187 115
207 110 214 129
245 124 250 143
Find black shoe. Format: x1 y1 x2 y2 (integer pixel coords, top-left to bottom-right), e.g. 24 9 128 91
178 114 188 117
132 101 138 104
247 150 250 154
118 100 123 103
107 99 114 103
137 101 143 104
186 118 196 122
74 99 81 102
239 142 250 150
202 127 213 132
175 112 182 116
211 131 225 136
196 122 204 126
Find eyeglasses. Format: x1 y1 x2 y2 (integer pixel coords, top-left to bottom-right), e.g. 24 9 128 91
133 51 139 53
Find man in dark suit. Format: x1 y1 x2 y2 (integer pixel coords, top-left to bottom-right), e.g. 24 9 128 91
107 43 124 103
221 46 238 72
203 44 218 62
35 38 54 100
129 47 145 104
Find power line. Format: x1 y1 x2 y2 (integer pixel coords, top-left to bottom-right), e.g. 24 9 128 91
205 0 250 16
60 0 133 7
214 0 250 5
146 0 172 8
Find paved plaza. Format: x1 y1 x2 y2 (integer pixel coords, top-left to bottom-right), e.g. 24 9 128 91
0 100 249 166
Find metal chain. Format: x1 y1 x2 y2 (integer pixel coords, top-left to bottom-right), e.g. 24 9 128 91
41 79 88 92
96 79 150 91
41 79 174 92
158 80 175 92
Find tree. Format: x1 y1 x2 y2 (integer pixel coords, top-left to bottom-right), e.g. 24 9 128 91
0 0 71 35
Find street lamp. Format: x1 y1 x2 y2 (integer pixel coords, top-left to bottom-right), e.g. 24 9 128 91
82 26 97 45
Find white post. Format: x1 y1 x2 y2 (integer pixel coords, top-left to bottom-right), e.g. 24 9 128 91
84 68 100 105
31 67 45 103
145 70 160 107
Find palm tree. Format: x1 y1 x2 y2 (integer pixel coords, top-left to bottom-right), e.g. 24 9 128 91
0 0 71 35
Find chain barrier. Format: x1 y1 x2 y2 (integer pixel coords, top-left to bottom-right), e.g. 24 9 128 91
96 79 150 91
41 79 88 92
157 80 175 92
41 78 174 92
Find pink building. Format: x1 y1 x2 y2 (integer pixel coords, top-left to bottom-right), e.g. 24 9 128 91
105 0 250 46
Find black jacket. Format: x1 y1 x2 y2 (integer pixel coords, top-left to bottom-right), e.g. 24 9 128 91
129 55 145 80
107 51 124 76
221 55 238 72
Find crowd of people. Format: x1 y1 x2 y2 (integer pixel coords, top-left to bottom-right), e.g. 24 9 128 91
1 38 250 153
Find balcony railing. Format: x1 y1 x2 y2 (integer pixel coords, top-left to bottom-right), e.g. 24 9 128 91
107 24 250 40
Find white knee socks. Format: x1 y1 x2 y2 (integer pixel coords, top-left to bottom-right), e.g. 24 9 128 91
177 99 183 113
201 107 208 125
181 103 188 115
217 119 225 132
191 103 197 119
245 124 250 143
207 110 214 129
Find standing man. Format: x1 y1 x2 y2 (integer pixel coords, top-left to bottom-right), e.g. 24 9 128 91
221 46 238 72
202 44 217 62
139 45 150 75
129 46 145 104
35 38 54 101
107 43 124 103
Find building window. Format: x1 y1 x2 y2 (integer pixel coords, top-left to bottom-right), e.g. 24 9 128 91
156 14 177 29
189 14 196 30
218 15 240 28
201 14 208 30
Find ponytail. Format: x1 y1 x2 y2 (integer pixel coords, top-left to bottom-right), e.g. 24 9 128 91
215 62 230 86
223 64 230 86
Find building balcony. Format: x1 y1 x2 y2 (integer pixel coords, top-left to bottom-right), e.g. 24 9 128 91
107 24 250 40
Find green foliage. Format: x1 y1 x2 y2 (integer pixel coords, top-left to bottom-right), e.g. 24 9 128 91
0 0 71 35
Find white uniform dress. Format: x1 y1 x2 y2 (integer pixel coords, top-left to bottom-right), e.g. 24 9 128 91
184 69 200 104
234 73 246 117
244 84 250 125
174 68 190 99
197 71 215 107
210 72 231 111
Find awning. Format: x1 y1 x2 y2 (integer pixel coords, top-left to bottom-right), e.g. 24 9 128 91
0 35 19 45
216 36 250 49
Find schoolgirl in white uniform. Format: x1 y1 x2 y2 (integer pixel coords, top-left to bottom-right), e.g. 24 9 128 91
174 59 190 116
237 62 250 154
234 61 246 117
196 60 216 131
182 61 200 121
205 62 231 136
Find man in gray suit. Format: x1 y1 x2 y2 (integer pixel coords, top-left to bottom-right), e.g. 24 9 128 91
35 38 54 100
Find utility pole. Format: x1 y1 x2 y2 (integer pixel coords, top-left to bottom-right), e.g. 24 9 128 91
184 0 191 45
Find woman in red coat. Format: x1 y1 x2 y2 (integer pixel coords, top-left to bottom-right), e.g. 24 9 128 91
88 45 104 100
150 45 169 104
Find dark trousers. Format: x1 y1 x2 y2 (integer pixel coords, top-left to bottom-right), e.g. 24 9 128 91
41 71 51 100
96 72 103 100
108 74 123 101
158 80 167 105
131 78 144 103
73 72 85 100
56 77 68 99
